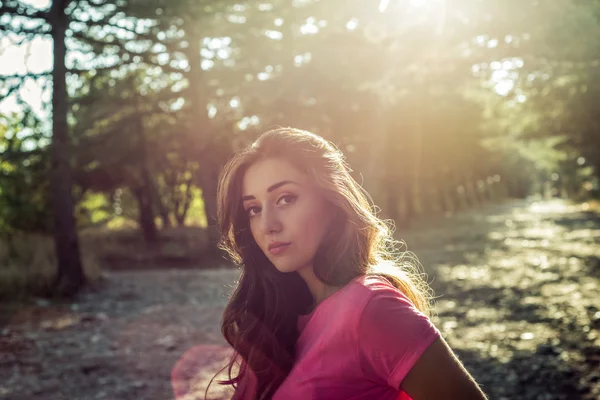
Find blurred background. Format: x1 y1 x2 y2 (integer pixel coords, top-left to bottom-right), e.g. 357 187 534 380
0 0 599 399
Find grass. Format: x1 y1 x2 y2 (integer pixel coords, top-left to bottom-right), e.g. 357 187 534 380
79 225 219 270
0 232 102 301
0 222 227 301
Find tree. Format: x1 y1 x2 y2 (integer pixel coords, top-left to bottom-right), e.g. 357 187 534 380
48 0 86 296
0 0 87 296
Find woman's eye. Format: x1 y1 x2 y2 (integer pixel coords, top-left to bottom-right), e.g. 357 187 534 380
278 194 297 205
246 206 260 217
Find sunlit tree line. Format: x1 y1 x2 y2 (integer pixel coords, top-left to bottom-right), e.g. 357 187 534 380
1 0 598 295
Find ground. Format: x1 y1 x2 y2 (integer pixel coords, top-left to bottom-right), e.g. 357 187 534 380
1 199 599 400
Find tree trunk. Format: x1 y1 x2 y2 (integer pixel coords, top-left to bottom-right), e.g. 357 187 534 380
134 97 158 243
175 179 193 227
198 160 220 249
50 0 86 297
155 189 172 229
132 186 157 244
148 173 171 229
450 171 465 211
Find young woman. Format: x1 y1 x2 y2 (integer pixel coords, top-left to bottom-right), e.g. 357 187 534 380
212 127 487 400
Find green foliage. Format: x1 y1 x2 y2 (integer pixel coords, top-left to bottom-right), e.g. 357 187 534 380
77 192 113 226
0 232 102 300
0 112 53 236
186 186 208 227
2 0 600 241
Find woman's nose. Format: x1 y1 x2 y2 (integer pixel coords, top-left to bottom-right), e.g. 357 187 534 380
261 207 282 234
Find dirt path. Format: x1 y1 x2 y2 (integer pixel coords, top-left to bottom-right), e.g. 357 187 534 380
1 199 599 400
405 199 600 400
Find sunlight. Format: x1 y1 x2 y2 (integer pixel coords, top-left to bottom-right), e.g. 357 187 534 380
0 29 51 116
380 0 429 12
20 0 51 9
409 0 428 7
300 17 320 35
0 36 52 76
379 0 390 12
494 80 514 96
346 19 358 31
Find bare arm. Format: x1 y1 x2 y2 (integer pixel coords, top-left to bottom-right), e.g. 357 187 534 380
401 337 488 400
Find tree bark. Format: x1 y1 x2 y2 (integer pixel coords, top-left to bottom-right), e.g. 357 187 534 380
151 181 171 229
132 186 157 244
197 158 220 249
175 179 193 227
134 96 158 243
50 0 86 297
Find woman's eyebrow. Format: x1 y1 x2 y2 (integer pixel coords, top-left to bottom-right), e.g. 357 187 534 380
242 180 300 201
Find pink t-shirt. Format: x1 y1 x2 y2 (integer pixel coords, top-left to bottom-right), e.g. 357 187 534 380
233 275 441 400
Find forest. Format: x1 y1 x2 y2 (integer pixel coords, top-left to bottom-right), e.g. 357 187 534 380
1 0 597 297
1 1 599 399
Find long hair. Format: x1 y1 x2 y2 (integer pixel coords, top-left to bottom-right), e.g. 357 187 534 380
208 127 433 399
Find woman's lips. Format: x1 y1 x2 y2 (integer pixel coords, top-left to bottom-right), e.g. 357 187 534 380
269 243 291 255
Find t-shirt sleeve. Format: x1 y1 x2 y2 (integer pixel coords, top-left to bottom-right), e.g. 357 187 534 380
356 282 441 389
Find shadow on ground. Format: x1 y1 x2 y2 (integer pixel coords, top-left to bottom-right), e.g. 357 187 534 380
403 199 600 400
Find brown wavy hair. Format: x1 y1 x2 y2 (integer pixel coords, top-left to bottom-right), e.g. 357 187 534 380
207 127 433 400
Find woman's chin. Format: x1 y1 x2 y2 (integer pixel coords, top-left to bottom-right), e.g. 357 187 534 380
274 264 298 273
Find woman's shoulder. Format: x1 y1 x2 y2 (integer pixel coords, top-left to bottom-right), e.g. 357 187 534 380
330 274 392 305
310 274 420 329
304 275 393 325
354 274 441 388
351 274 434 333
352 274 402 297
331 274 410 318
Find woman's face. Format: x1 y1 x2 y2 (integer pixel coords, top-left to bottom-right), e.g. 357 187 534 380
242 157 333 274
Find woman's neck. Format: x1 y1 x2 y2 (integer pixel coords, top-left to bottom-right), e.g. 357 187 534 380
297 267 343 311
